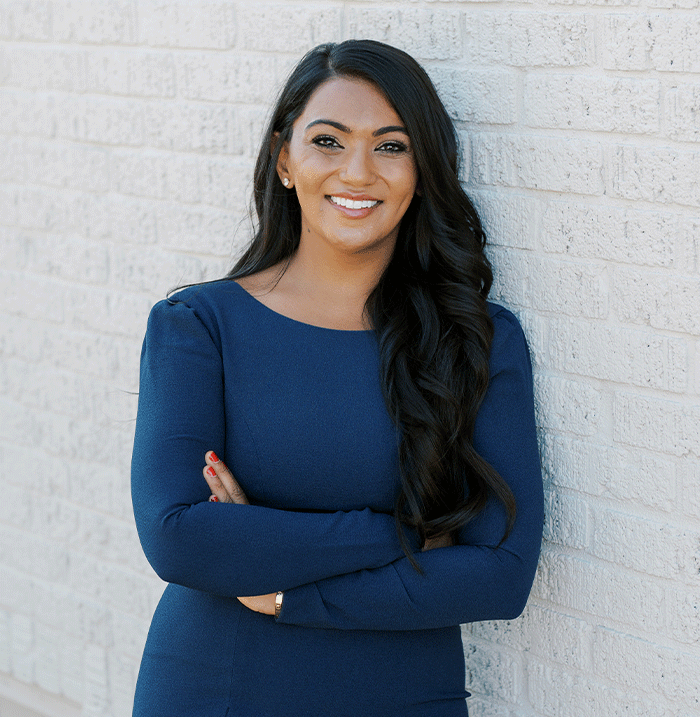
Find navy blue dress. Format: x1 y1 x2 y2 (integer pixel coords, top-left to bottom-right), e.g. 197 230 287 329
131 279 543 716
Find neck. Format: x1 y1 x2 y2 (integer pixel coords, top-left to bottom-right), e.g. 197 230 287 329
284 236 394 307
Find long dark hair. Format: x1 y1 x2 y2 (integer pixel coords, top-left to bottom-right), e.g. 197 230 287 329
229 40 515 567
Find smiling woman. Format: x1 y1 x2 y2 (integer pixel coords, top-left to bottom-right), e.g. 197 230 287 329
130 40 543 717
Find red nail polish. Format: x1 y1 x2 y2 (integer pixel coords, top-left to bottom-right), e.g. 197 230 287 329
209 495 219 502
206 466 216 477
210 451 220 463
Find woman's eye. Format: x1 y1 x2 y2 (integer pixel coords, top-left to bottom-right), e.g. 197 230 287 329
312 135 342 149
377 140 409 154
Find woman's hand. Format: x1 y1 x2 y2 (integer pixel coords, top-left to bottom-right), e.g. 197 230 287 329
203 452 277 614
203 451 249 504
237 593 277 615
422 533 454 551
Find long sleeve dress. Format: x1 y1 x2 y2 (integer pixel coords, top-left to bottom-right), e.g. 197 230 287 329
130 279 544 717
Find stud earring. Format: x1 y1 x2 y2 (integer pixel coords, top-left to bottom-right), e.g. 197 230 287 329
282 178 289 187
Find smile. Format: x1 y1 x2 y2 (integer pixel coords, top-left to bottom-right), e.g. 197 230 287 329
328 196 380 209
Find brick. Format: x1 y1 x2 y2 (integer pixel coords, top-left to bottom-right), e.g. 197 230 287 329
0 89 56 138
614 391 700 459
471 134 604 195
164 153 201 204
469 604 592 671
592 506 700 579
34 623 61 694
0 270 64 322
470 190 539 251
430 69 517 125
348 8 461 60
541 201 676 267
528 660 674 717
666 82 700 143
11 613 34 683
525 75 660 133
10 0 52 41
156 202 240 257
680 460 700 520
68 553 154 619
593 628 684 700
541 433 677 511
5 47 86 92
488 248 608 319
108 196 158 245
144 101 237 154
53 0 136 45
0 566 34 615
56 95 144 147
610 144 700 207
66 286 153 337
649 0 698 6
16 186 71 231
176 52 283 105
199 156 253 212
614 268 700 335
666 586 700 645
543 316 687 392
111 149 169 200
463 642 519 703
242 5 342 53
139 1 235 49
108 243 217 294
0 5 12 39
533 551 665 633
24 139 110 193
464 12 594 67
543 488 589 549
0 314 44 363
0 135 26 183
604 14 700 72
86 49 176 98
533 375 601 436
68 192 112 241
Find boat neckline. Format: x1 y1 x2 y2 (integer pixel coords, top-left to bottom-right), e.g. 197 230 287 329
230 280 376 335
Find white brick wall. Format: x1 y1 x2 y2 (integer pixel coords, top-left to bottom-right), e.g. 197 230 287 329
0 2 698 715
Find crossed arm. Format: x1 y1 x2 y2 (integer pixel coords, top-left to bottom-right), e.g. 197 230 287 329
131 298 543 631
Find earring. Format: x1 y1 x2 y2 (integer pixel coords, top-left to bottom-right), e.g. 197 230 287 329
282 178 289 187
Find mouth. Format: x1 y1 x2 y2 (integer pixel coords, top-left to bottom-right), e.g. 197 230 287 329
328 195 381 209
326 195 381 217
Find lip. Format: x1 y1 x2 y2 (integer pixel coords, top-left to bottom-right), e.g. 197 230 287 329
326 194 382 219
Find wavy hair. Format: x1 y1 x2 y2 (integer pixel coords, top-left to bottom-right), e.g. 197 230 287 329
228 40 516 568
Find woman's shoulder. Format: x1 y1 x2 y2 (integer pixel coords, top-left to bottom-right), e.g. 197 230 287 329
146 279 248 346
485 301 532 377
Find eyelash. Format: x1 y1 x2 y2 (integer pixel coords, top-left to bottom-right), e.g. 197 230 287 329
311 135 409 154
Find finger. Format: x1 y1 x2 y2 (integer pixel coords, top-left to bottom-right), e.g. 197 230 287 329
203 465 231 503
204 453 249 505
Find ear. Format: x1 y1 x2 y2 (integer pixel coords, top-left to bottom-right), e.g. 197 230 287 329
272 132 293 189
415 178 423 197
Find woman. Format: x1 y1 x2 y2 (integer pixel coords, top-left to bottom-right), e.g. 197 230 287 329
131 40 543 716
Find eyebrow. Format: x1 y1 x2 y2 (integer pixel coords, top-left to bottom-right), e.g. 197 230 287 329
305 119 408 137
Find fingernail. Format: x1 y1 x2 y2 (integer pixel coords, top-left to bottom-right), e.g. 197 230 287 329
209 451 220 463
209 495 219 502
206 466 216 477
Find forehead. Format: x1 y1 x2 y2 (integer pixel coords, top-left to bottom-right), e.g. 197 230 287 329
295 76 403 130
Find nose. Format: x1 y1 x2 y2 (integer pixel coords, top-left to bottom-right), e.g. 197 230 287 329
339 145 375 186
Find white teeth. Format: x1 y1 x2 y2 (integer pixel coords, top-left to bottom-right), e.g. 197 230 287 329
330 196 379 209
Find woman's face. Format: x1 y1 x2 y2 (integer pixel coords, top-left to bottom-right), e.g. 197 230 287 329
277 76 419 259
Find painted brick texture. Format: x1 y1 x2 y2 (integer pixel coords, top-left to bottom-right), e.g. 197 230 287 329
0 2 698 717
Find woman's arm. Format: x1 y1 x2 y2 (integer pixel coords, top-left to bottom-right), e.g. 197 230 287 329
131 298 414 597
274 309 544 630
